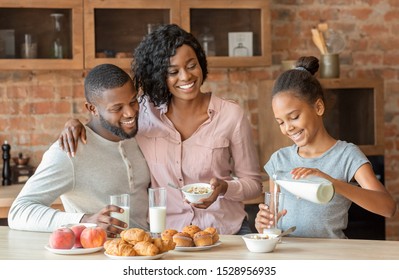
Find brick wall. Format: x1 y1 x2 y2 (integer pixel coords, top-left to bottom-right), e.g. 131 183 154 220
0 70 86 163
1 1 398 240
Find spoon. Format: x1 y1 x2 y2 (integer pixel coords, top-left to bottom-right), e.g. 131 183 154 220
276 226 296 238
167 183 181 191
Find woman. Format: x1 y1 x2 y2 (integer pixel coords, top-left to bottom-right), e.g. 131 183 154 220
254 56 396 238
59 24 262 235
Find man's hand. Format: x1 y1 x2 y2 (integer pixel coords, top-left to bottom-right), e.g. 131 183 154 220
80 205 128 238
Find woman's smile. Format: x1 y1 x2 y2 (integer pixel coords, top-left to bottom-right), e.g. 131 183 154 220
176 81 196 92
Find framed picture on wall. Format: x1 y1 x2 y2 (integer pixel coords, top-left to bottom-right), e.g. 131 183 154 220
0 29 15 58
228 32 253 57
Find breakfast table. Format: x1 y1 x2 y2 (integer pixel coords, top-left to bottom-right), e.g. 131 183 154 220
1 226 399 260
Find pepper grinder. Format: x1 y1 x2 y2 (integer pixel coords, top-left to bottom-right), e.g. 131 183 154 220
2 140 11 186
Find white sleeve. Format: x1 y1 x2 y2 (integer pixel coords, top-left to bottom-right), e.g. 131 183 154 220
8 143 84 232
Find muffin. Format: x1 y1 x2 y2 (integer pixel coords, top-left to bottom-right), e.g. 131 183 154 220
203 227 219 244
173 232 194 247
193 231 213 247
182 224 201 238
161 229 178 242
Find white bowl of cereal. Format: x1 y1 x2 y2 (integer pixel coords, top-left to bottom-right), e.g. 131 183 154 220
242 233 279 253
181 183 213 204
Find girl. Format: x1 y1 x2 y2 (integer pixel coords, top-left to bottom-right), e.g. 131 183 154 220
255 56 396 238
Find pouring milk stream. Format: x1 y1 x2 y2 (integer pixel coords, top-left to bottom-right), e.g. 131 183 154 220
273 170 335 204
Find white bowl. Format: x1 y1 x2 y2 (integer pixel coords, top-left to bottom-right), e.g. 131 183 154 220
181 183 213 204
242 233 279 253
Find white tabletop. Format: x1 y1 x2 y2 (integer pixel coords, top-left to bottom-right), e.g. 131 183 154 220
1 226 399 260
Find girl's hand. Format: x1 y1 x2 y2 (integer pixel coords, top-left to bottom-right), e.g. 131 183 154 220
290 167 334 182
255 203 287 233
58 119 86 157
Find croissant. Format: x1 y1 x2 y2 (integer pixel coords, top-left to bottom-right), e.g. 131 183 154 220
121 228 152 245
134 241 159 256
153 238 176 253
104 238 121 251
104 238 136 256
117 243 137 256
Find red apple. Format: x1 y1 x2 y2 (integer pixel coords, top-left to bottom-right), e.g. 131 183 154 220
80 226 107 248
70 224 86 248
49 228 75 249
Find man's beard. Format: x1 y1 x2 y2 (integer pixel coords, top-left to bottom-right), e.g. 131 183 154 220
99 114 138 139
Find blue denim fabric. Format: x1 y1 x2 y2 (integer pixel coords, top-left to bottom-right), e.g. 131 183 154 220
235 218 253 235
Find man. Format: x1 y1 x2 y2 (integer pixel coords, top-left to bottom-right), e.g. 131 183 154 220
8 64 150 237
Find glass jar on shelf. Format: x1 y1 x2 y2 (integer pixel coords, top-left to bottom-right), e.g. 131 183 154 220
21 34 37 59
233 42 249 57
199 27 216 56
50 13 65 59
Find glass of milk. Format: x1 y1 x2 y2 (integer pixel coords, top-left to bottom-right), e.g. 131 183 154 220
110 193 130 230
149 188 167 237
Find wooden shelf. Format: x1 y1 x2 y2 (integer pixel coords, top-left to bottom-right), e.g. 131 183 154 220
83 0 180 70
180 0 271 68
0 0 83 70
321 78 384 156
0 0 271 70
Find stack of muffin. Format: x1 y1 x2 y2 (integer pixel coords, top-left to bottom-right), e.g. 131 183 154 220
162 225 219 247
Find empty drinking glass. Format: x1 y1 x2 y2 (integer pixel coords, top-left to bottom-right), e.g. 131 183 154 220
263 191 285 235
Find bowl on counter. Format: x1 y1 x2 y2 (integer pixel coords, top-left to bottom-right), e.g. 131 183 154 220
12 156 30 166
181 183 213 204
242 233 279 253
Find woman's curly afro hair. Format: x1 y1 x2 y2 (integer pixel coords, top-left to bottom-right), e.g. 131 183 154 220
132 24 208 107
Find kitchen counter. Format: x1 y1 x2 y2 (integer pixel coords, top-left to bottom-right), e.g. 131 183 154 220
0 184 63 218
1 226 399 260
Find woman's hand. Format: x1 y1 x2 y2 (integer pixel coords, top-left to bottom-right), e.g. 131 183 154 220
254 203 287 233
58 118 86 157
190 178 228 209
80 205 128 238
